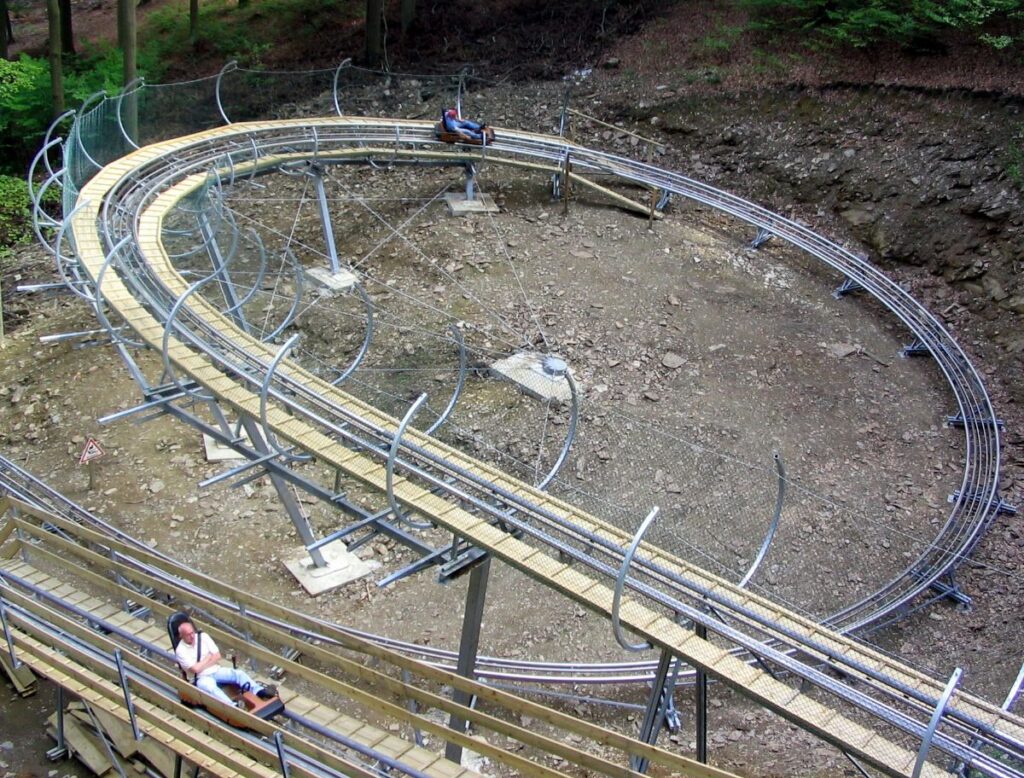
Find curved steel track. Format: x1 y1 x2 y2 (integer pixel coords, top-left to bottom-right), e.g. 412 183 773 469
24 113 1015 777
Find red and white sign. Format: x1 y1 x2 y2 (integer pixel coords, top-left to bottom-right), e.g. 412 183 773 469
79 437 106 465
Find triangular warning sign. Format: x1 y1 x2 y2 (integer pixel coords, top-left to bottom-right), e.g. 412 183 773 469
79 437 106 465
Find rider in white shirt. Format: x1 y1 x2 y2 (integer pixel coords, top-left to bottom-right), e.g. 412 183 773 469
174 619 276 706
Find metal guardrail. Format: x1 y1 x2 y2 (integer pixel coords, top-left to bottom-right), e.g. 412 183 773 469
14 65 1016 776
64 110 1003 636
56 118 1023 777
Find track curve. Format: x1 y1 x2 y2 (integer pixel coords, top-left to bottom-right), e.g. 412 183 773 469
42 114 1021 777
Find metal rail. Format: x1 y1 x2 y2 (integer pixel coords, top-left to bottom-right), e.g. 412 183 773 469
84 117 1001 634
54 118 1021 778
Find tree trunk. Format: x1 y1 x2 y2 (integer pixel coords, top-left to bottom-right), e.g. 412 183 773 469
365 0 382 66
189 0 199 42
57 0 74 55
400 0 415 34
46 0 64 115
1 0 11 60
117 0 136 86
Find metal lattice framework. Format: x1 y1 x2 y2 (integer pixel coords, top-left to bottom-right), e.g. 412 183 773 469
14 64 1022 778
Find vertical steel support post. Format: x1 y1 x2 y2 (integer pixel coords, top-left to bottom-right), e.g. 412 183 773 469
13 506 28 565
631 648 677 773
562 152 572 215
173 755 182 778
111 547 129 612
696 622 708 764
913 667 962 778
197 212 327 568
311 166 341 274
239 603 255 670
402 668 425 746
444 555 491 764
463 163 477 201
273 732 291 778
113 648 142 741
50 685 68 759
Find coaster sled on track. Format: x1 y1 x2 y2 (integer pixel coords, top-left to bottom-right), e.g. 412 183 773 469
435 122 495 146
167 611 285 730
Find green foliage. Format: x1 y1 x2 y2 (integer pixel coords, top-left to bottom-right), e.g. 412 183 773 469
0 175 43 260
143 0 358 68
739 0 1024 49
0 47 152 175
0 56 53 141
698 23 744 56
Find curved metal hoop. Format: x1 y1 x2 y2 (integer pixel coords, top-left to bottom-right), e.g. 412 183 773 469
38 109 76 181
116 77 145 149
28 137 66 218
387 393 433 530
259 249 305 343
51 201 96 301
738 451 786 589
912 667 962 778
221 229 270 317
161 275 220 403
259 334 313 463
535 370 580 491
29 158 68 253
94 236 145 349
215 61 239 125
611 506 660 652
332 58 352 116
330 283 375 387
71 90 110 174
425 324 468 435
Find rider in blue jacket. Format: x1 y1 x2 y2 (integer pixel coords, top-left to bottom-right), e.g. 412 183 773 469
443 108 485 141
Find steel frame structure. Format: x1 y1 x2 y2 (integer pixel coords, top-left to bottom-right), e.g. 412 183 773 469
13 64 1020 777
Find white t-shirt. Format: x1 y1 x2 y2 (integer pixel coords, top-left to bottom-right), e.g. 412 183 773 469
174 631 220 680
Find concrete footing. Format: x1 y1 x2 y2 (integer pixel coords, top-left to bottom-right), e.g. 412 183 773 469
490 352 572 402
307 267 358 293
283 542 379 595
444 193 499 215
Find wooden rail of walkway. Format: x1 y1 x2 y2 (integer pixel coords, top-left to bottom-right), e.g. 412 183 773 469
64 118 1024 778
0 497 739 778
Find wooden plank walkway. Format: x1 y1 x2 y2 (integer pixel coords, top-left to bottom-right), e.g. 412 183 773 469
0 506 738 778
0 557 481 778
63 118 1024 777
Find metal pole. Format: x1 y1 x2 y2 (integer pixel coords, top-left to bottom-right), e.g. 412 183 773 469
402 668 425 747
631 648 675 773
273 732 291 778
84 703 128 778
562 152 571 215
913 668 962 778
311 166 341 274
112 648 142 741
445 555 491 764
696 622 708 764
47 685 69 760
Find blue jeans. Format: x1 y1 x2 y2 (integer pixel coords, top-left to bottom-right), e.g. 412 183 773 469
446 118 483 140
196 666 262 705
